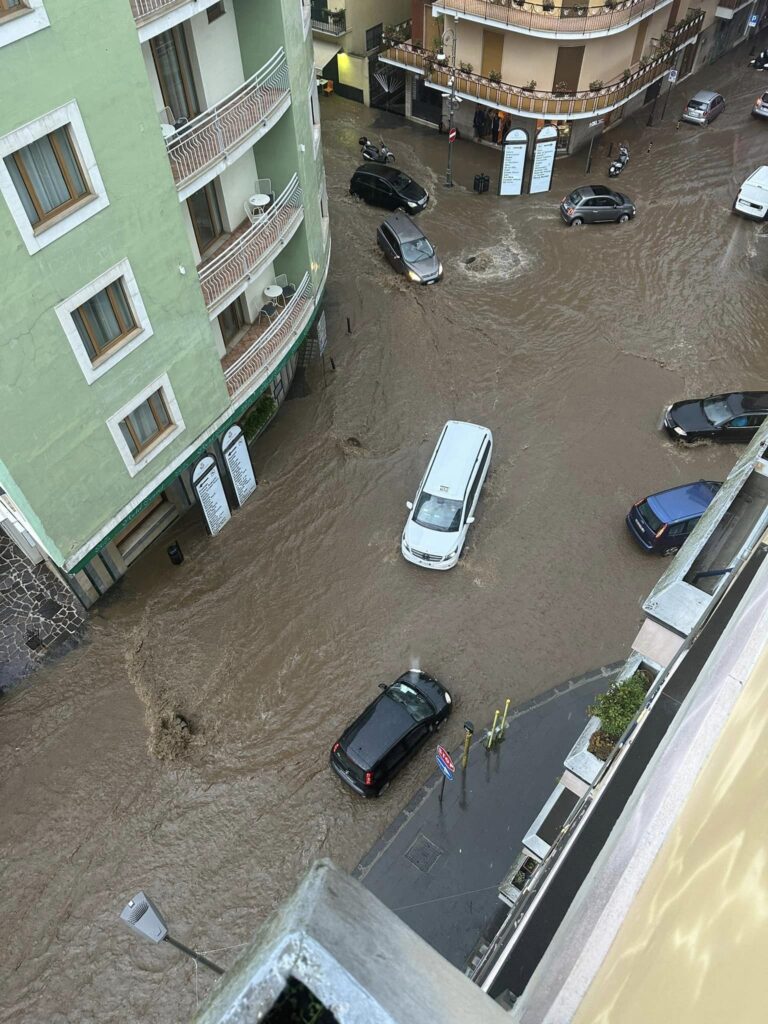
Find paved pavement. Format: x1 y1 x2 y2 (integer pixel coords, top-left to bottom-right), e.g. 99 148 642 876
353 663 622 970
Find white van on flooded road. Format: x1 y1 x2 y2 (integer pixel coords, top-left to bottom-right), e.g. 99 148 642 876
734 166 768 220
401 420 493 570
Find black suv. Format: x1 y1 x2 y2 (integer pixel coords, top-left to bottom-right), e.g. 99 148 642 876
330 670 452 797
350 165 429 213
663 392 768 442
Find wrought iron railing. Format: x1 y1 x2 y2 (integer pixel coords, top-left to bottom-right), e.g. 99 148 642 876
311 10 347 34
383 13 703 117
224 273 313 396
433 0 673 36
130 0 194 24
198 174 303 312
166 49 289 189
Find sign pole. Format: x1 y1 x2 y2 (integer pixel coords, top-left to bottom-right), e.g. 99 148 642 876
660 72 675 121
439 774 446 806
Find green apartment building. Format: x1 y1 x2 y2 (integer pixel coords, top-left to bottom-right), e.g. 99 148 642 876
0 0 330 606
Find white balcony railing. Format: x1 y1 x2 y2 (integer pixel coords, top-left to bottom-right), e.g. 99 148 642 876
130 0 194 24
224 273 314 396
166 49 290 190
198 174 304 313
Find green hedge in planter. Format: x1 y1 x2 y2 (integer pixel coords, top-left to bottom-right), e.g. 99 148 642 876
243 391 277 442
587 671 648 742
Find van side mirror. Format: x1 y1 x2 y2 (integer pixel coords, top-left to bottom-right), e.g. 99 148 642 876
467 516 475 525
406 500 413 510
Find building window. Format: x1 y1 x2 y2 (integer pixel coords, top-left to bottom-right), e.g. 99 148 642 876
218 295 246 347
206 1 225 22
187 180 224 256
72 280 137 361
56 259 153 383
365 23 383 52
0 101 108 253
151 26 200 123
107 374 184 476
119 389 173 458
4 125 89 228
0 0 28 19
0 0 48 46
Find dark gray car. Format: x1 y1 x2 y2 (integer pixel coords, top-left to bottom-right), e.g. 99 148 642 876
752 91 768 119
560 185 636 226
376 212 442 284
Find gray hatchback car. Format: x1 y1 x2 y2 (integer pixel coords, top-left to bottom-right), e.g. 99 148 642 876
376 212 442 284
681 89 725 126
752 91 768 119
560 185 636 226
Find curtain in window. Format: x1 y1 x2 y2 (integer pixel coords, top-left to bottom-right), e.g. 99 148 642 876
152 29 199 122
4 128 86 224
120 393 170 457
73 284 134 359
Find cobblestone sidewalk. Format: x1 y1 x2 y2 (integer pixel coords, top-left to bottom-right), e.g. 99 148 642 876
0 533 85 693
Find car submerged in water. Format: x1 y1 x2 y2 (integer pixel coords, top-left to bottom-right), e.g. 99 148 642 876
627 480 721 555
663 392 768 442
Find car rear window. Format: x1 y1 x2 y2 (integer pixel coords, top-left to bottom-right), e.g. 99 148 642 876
637 500 664 533
687 100 707 110
335 745 365 781
567 189 584 204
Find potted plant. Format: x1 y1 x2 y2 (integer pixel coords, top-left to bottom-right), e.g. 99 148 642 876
589 79 604 91
586 670 649 761
459 60 473 74
543 0 555 10
604 0 618 8
621 67 631 81
523 79 537 91
243 391 278 442
488 68 502 84
574 3 587 14
553 79 569 95
514 0 526 6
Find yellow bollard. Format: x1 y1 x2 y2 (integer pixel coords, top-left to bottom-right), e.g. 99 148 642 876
498 698 511 740
487 709 500 749
461 720 474 769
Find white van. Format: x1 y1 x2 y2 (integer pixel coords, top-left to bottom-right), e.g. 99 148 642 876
401 420 493 570
734 166 768 220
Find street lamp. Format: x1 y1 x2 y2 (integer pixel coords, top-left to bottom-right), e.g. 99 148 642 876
439 18 460 188
120 891 225 977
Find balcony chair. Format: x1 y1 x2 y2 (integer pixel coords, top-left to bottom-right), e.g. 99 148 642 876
255 177 275 206
257 302 278 325
273 274 296 305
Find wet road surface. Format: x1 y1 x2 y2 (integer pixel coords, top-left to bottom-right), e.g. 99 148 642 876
2 43 767 1023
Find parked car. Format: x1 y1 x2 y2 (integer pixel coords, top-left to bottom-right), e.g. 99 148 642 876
330 670 453 796
626 481 721 555
733 166 768 220
681 90 725 126
377 212 442 284
350 165 428 213
402 420 492 570
751 91 768 119
663 392 768 442
559 185 636 226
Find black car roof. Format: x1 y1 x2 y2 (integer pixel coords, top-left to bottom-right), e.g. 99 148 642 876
354 164 408 181
341 693 415 771
734 392 768 413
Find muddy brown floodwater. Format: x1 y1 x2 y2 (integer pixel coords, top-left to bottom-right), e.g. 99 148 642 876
2 43 768 1023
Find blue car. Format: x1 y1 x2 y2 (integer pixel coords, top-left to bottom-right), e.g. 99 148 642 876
626 480 721 555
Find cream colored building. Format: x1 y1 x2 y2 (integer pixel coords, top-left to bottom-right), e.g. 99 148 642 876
383 0 760 152
311 0 412 106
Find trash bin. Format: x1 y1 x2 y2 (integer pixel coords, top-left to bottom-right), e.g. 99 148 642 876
167 541 184 565
473 173 490 194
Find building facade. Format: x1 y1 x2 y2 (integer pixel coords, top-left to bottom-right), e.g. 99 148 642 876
382 0 761 153
311 0 412 106
0 0 330 607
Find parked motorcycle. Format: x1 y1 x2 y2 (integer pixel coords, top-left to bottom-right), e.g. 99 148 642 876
608 143 630 178
359 136 395 164
749 50 768 70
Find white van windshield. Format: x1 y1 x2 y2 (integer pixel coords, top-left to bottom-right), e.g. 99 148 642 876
414 491 463 532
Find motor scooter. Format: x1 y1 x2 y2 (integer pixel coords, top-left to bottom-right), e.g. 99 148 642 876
359 136 395 164
608 142 629 178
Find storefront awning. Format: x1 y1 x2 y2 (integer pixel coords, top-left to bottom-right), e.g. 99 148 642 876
313 39 342 74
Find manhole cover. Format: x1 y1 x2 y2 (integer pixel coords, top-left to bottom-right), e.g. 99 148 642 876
404 833 443 873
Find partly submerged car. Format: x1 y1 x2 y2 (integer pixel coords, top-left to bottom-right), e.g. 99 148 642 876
627 480 721 555
663 392 768 442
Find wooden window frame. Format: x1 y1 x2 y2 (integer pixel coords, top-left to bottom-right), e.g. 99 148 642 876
217 294 247 347
73 279 139 362
121 390 173 458
0 0 29 20
150 25 201 123
10 125 89 229
187 180 225 256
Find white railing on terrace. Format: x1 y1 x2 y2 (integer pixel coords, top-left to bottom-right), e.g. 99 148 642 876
198 174 304 311
225 273 313 396
166 49 290 189
130 0 191 24
434 0 674 36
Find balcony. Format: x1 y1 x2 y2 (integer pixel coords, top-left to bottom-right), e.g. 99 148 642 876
165 49 290 198
715 0 753 18
130 0 222 38
432 0 674 38
198 175 304 317
222 273 314 397
311 9 348 35
382 13 704 119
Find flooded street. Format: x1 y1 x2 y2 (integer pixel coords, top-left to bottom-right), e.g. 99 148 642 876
2 43 768 1023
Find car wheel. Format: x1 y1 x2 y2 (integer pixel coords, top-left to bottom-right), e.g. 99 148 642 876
618 214 630 223
570 217 584 227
